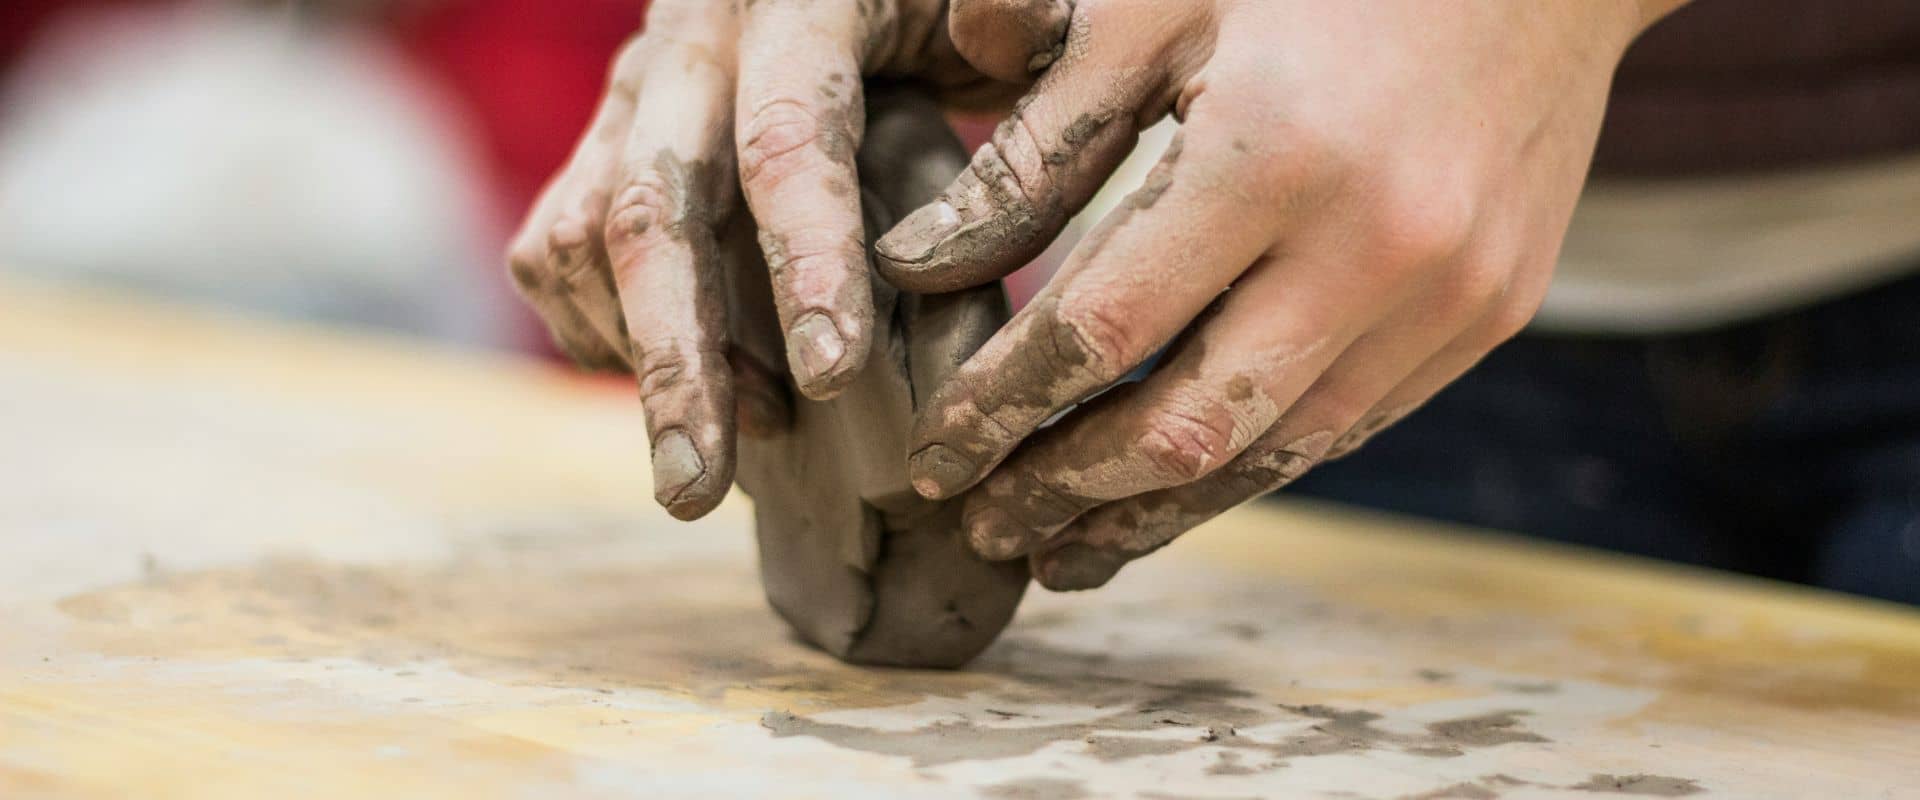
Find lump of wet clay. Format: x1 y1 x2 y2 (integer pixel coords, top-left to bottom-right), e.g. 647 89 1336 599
724 85 1029 668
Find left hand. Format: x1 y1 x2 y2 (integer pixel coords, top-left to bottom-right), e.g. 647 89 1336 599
504 0 1056 519
876 0 1682 590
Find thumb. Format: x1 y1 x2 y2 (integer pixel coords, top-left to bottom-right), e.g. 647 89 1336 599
949 0 1073 83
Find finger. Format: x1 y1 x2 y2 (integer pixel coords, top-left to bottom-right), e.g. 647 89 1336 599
956 246 1380 560
905 130 1282 501
548 211 630 363
873 7 1174 293
508 236 625 371
1326 285 1542 461
949 0 1073 82
735 0 876 400
1027 421 1333 592
1029 281 1509 590
506 37 648 370
605 4 740 520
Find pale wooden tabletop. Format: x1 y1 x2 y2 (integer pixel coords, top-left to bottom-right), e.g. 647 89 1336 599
3 276 1916 800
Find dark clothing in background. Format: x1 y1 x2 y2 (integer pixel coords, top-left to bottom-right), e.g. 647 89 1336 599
1290 267 1920 605
1596 0 1920 176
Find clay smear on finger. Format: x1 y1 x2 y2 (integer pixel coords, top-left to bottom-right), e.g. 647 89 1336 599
875 66 1154 289
909 292 1130 498
1036 427 1337 590
1325 402 1420 460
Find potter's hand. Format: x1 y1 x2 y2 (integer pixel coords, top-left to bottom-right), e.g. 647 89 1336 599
507 0 1061 520
884 1 1686 589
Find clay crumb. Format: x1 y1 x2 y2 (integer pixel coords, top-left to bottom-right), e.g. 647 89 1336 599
1402 783 1497 800
1570 774 1704 796
978 777 1089 800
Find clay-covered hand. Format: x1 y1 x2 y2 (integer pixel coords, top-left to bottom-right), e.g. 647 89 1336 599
880 1 1687 589
505 0 1057 520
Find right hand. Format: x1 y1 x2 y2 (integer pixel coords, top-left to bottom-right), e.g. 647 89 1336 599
505 0 1068 520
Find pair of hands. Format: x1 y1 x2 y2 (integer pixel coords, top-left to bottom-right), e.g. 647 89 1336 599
511 0 1682 590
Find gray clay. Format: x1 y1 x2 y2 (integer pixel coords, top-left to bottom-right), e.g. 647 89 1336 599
725 85 1029 668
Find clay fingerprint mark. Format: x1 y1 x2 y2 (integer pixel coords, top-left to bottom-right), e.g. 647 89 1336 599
978 777 1088 800
1571 774 1704 796
1396 772 1705 799
47 521 895 701
761 680 1552 769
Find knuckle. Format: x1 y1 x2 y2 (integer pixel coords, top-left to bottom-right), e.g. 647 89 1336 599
738 99 828 190
505 244 548 292
607 34 651 93
1005 466 1087 525
1427 259 1510 322
1261 122 1347 188
632 339 728 400
759 228 863 279
1139 404 1239 483
986 112 1048 203
1374 193 1476 270
632 341 693 398
605 176 679 249
1049 296 1146 381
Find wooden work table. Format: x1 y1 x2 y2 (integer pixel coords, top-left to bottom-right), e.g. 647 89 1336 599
3 276 1916 799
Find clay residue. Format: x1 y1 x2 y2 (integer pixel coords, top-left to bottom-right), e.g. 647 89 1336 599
761 684 1552 768
1204 750 1270 776
1391 772 1705 799
1571 774 1704 796
977 777 1088 800
1402 784 1497 800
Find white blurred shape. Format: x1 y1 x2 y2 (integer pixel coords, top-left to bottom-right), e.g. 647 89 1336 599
0 5 510 345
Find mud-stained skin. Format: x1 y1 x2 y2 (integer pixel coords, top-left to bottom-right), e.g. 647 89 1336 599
1032 428 1336 591
906 292 1113 501
610 145 737 520
1326 402 1422 461
873 104 1130 293
949 0 1073 81
873 31 1161 295
901 127 1195 507
729 85 1028 668
956 322 1309 564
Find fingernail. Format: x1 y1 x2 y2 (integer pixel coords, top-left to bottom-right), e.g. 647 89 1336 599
651 430 705 506
787 313 846 389
1037 543 1126 592
909 444 975 499
967 505 1029 561
876 200 962 265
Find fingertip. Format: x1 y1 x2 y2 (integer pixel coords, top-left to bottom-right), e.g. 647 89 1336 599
1033 542 1125 592
651 429 730 520
964 503 1031 561
875 200 959 267
907 443 976 500
785 311 868 400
